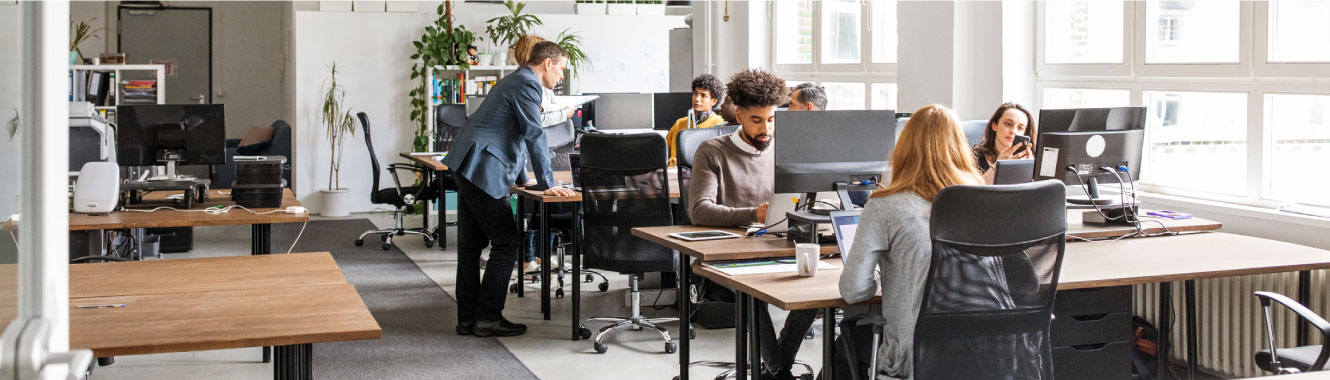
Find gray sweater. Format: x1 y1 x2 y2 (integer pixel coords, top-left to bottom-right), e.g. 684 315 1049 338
839 192 933 380
688 134 773 227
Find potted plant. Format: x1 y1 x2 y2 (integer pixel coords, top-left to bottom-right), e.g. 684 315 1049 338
70 18 105 64
321 62 356 217
486 0 543 65
607 0 636 15
409 1 478 152
575 0 606 15
637 0 665 15
555 29 590 78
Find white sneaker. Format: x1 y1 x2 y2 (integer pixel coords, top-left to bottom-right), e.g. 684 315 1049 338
523 261 541 273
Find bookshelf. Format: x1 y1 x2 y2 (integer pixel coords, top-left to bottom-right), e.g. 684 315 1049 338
423 64 577 152
69 64 167 119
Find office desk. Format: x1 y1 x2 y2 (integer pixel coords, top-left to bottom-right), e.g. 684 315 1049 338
399 153 451 249
71 284 380 380
69 252 346 298
690 233 1330 380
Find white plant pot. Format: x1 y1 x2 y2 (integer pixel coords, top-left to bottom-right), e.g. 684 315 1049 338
492 50 509 66
577 3 607 15
607 3 636 15
637 4 664 15
321 188 352 217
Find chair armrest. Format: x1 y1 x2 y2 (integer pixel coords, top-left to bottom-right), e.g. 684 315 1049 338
1255 291 1330 371
385 163 432 201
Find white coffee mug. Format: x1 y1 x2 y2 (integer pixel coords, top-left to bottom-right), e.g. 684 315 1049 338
795 243 819 277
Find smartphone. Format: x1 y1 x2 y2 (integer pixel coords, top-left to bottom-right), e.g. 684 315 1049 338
1012 135 1032 155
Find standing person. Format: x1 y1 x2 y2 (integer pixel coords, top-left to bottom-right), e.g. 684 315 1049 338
664 74 728 166
442 41 576 338
511 34 576 128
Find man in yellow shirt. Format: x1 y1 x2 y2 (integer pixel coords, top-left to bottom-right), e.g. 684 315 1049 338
665 74 727 166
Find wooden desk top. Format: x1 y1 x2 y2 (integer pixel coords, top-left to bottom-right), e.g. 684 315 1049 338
69 252 346 299
70 284 381 357
633 226 838 261
695 233 1330 310
67 188 308 231
399 153 448 171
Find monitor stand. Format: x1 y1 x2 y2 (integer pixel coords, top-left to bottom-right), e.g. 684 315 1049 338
1066 177 1116 206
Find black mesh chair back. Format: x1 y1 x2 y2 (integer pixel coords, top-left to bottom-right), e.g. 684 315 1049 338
435 104 467 152
914 180 1067 380
358 112 385 203
578 133 675 274
675 126 739 224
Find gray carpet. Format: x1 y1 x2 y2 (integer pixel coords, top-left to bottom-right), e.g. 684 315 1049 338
272 219 538 380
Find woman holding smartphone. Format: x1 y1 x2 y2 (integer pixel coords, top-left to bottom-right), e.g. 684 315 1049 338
972 102 1036 184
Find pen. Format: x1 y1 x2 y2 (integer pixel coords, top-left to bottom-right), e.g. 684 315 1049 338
77 304 125 309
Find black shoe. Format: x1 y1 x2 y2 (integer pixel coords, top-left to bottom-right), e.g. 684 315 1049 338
474 318 527 337
456 320 475 335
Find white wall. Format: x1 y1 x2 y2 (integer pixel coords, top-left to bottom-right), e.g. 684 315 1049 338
292 4 684 214
898 1 955 113
692 0 764 81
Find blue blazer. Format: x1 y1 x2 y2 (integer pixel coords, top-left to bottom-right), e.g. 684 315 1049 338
442 67 555 199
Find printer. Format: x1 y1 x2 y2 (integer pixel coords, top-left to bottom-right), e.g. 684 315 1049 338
69 101 116 175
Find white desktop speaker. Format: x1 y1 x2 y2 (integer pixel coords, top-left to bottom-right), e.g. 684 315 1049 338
74 162 120 214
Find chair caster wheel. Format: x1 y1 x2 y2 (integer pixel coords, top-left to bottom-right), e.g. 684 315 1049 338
509 283 520 293
555 289 564 298
689 329 696 339
598 282 609 292
665 342 677 353
424 240 434 248
805 330 814 340
594 342 608 354
97 357 115 366
354 239 364 247
585 274 594 282
579 327 592 339
382 243 392 251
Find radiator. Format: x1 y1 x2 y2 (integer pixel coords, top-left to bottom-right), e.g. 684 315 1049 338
1131 270 1330 378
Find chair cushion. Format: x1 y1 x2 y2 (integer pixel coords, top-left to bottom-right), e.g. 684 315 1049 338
1256 345 1327 373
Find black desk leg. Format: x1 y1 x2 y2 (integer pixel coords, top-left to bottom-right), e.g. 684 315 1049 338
540 202 551 320
1185 280 1198 380
252 223 272 364
736 293 748 380
516 197 525 298
749 296 762 380
1158 282 1172 379
678 256 691 379
572 209 583 341
437 170 448 249
272 343 312 380
823 308 835 380
1299 270 1311 347
423 181 431 243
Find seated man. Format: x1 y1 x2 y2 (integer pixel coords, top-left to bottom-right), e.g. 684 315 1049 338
690 69 816 380
665 74 728 166
787 82 827 111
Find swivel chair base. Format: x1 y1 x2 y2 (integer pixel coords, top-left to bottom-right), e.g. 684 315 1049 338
354 206 436 250
578 274 678 354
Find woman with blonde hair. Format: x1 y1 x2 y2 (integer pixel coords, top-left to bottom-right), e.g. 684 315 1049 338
511 34 575 129
838 104 984 379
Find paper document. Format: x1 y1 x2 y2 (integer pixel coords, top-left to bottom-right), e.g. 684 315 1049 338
707 260 839 276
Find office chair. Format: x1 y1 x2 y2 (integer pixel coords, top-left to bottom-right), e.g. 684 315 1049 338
839 181 1066 380
1253 291 1330 374
959 119 989 148
675 125 738 225
353 112 440 250
435 104 466 153
575 133 679 354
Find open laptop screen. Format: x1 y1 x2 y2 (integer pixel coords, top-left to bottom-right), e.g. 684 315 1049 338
829 210 862 263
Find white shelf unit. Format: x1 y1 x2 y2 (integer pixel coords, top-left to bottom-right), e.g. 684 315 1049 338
424 65 520 151
70 64 168 106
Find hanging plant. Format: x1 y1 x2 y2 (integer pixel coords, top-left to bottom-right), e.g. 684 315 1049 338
408 1 479 152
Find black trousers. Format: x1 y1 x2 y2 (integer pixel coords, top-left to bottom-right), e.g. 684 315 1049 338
454 176 520 323
756 302 820 374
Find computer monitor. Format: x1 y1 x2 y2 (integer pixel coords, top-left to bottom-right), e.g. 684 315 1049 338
774 110 895 199
585 93 654 130
652 92 694 131
1034 107 1146 206
116 104 226 180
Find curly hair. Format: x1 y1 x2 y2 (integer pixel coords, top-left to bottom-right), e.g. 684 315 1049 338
725 69 789 109
691 74 726 103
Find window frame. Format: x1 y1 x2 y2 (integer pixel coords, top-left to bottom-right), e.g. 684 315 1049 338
1035 0 1134 77
771 0 897 110
1133 0 1253 78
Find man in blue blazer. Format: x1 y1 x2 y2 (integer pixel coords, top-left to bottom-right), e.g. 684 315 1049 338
442 41 575 337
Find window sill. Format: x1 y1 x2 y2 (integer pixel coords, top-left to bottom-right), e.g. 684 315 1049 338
1133 191 1330 230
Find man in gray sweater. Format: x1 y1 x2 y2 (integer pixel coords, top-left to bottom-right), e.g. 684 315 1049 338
688 69 816 380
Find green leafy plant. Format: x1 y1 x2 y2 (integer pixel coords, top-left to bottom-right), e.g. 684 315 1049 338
485 1 543 50
408 1 479 152
322 62 356 190
555 29 589 78
6 107 18 142
70 18 106 60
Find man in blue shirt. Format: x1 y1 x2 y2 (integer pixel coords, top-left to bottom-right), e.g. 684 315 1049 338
442 41 575 337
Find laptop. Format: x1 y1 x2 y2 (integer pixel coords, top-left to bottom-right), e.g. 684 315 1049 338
829 210 862 263
994 159 1035 185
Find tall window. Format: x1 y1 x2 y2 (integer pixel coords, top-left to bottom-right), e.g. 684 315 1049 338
1038 0 1330 211
773 0 897 111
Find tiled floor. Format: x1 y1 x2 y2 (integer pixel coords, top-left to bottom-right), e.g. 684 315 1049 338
90 212 826 380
